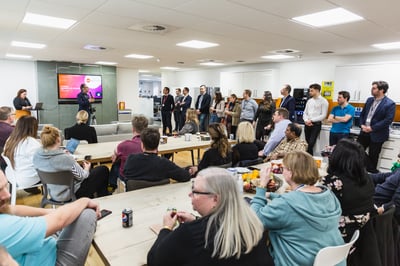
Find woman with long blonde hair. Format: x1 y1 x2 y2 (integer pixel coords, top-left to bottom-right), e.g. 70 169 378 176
179 108 199 135
148 168 271 265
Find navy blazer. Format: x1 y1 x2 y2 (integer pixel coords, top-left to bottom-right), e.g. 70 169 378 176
359 96 395 142
280 95 295 121
195 93 211 114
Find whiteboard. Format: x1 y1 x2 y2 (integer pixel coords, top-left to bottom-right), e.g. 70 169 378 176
335 62 400 103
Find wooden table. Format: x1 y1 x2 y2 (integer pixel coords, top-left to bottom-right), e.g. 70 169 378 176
74 135 234 165
93 182 194 266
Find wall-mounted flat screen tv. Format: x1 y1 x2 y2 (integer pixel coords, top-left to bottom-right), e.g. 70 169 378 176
58 73 103 103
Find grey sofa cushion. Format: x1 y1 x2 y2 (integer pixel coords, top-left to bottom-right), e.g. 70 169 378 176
118 123 132 134
92 124 118 136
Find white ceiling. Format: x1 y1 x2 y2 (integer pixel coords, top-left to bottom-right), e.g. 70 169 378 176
1 0 400 73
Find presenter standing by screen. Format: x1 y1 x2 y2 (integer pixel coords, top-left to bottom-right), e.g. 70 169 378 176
13 89 32 120
77 83 94 125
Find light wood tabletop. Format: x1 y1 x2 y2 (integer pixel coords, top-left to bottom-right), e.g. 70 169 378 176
93 182 194 266
74 135 233 164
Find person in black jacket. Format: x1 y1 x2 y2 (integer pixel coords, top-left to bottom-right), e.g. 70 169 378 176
64 110 98 143
279 84 295 122
123 128 190 183
147 167 271 266
77 83 94 125
161 87 175 135
195 85 211 132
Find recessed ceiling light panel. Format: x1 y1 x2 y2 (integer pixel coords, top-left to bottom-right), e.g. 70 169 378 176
23 12 76 29
11 41 46 49
200 62 225 66
261 54 294 60
6 53 32 59
372 41 400 50
160 67 180 70
95 61 117 65
177 40 219 49
125 54 154 59
292 8 363 28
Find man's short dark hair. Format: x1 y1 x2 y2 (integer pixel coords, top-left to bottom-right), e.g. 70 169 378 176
276 108 289 119
141 128 160 150
288 123 302 137
309 83 321 92
0 107 12 121
200 85 206 89
338 91 350 101
132 116 148 133
176 88 181 93
164 87 170 93
372 81 389 93
244 89 252 97
284 84 292 94
183 87 189 93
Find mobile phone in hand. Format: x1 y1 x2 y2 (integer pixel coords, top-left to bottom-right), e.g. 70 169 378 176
98 209 112 220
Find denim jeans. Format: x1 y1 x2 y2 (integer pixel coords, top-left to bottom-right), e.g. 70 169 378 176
56 209 97 266
209 113 221 124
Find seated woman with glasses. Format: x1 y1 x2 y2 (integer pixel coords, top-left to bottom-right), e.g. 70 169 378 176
33 126 109 201
147 168 272 265
189 123 232 176
251 151 344 266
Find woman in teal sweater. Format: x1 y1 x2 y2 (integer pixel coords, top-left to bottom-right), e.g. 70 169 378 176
251 151 344 266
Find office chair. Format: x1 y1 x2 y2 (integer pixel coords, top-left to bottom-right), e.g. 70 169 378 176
36 169 76 208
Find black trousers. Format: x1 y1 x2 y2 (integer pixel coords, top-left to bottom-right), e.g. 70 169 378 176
76 165 110 198
161 110 172 135
304 122 322 155
357 132 384 173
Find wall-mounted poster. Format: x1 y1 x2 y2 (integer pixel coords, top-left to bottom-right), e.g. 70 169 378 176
321 81 334 100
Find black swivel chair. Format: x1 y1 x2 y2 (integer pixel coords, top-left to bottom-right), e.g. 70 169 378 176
36 169 76 208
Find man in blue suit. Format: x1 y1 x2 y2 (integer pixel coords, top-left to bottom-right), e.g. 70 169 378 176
279 84 295 121
358 80 395 173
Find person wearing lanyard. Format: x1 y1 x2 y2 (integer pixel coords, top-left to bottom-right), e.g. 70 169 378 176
358 80 395 173
161 87 174 135
302 83 328 155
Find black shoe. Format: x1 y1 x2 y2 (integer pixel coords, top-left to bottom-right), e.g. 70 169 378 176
24 187 41 194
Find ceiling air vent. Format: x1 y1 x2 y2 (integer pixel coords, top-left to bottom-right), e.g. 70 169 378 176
128 23 177 34
274 49 299 54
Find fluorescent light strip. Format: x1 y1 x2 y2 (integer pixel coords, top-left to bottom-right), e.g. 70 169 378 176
292 7 364 28
6 53 32 59
95 61 118 65
372 41 400 50
11 41 46 49
160 67 180 70
177 40 219 49
261 55 294 59
125 54 154 59
139 70 150 73
23 12 76 29
200 62 224 66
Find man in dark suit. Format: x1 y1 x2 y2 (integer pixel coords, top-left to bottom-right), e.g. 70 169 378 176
195 85 211 132
358 80 395 173
279 84 295 121
173 88 184 132
161 87 175 135
179 87 192 130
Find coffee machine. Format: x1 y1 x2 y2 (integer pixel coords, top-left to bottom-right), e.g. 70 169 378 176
293 88 310 124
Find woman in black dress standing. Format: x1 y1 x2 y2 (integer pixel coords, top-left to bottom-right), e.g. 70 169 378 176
254 91 275 140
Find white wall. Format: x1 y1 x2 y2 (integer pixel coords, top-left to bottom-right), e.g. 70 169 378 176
0 59 37 107
117 67 153 117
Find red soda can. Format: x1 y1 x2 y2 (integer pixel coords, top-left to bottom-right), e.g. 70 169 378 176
122 208 133 228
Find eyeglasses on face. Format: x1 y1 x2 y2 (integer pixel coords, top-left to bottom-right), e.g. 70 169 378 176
191 190 213 196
